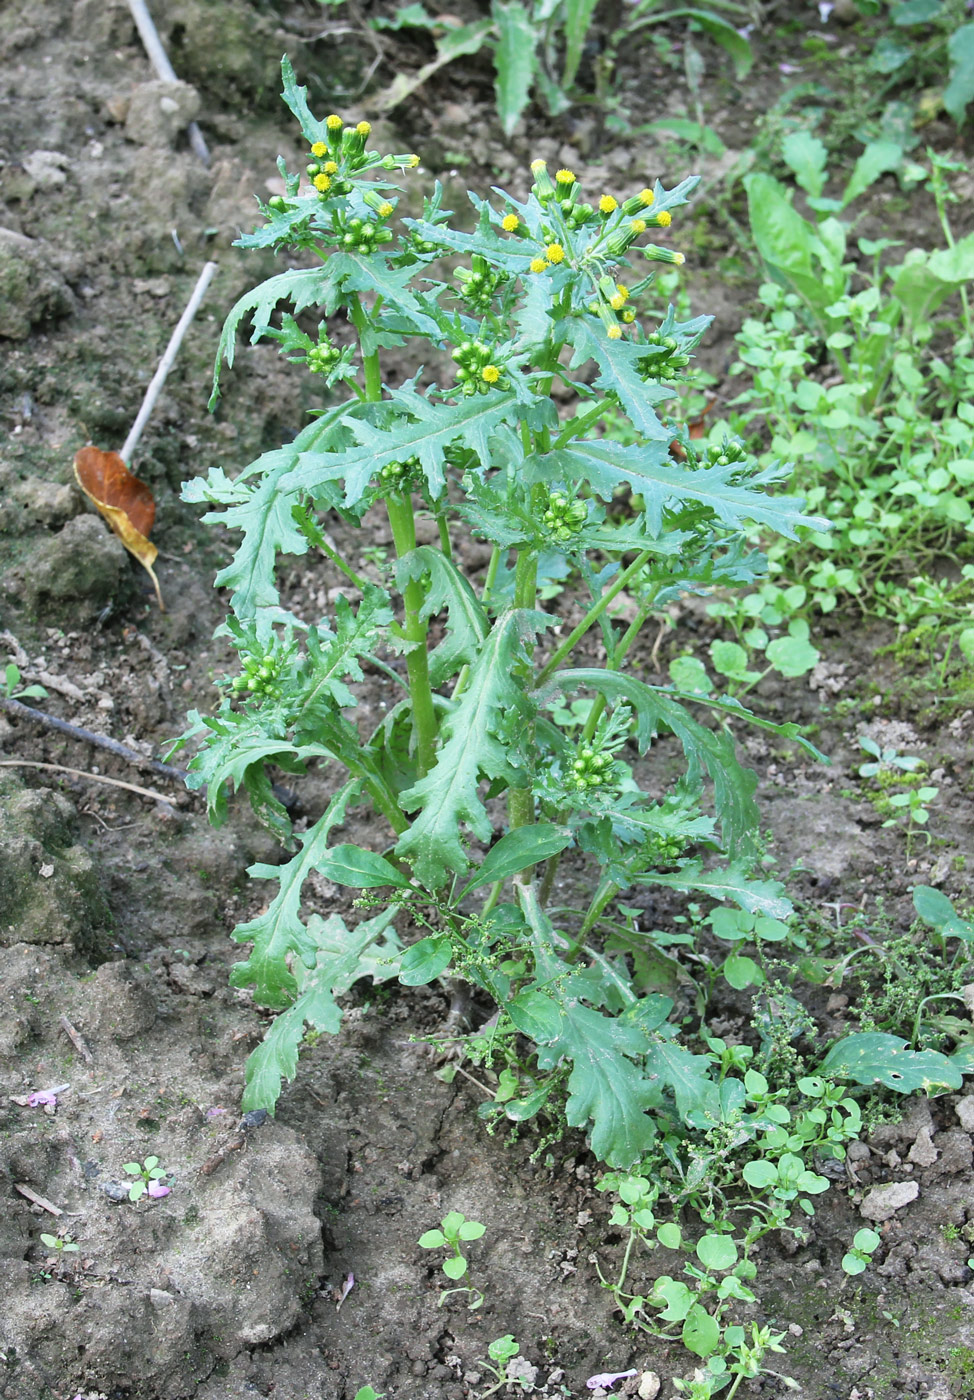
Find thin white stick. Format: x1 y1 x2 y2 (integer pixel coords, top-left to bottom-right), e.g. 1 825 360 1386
127 0 211 165
120 260 218 464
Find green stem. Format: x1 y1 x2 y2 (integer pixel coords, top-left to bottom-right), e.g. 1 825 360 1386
386 491 438 777
481 544 502 607
508 542 539 852
536 550 653 688
348 294 382 402
313 530 369 592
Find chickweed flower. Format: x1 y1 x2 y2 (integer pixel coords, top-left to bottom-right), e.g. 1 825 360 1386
501 213 520 232
545 242 565 264
599 194 618 214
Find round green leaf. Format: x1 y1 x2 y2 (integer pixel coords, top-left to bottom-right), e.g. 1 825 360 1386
442 1255 467 1280
766 634 820 678
458 1221 486 1240
399 936 452 986
682 1302 721 1357
696 1234 739 1271
657 1222 682 1250
742 1159 777 1189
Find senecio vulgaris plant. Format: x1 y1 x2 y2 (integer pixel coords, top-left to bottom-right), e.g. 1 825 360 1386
181 58 827 1171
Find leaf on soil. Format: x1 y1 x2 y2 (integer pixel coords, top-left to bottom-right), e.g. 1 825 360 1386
73 446 163 609
821 1032 963 1094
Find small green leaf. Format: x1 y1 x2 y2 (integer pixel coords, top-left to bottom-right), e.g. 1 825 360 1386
442 1255 468 1280
317 844 409 889
462 823 573 893
399 936 453 986
657 1222 682 1250
682 1302 721 1357
696 1234 739 1271
742 1159 778 1189
418 1230 448 1249
458 1220 486 1240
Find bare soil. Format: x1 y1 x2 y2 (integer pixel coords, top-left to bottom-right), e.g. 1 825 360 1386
2 3 974 1398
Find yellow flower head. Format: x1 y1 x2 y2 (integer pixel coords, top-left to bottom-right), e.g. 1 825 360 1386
609 293 626 311
529 257 548 274
615 283 629 300
545 242 565 264
481 365 501 384
655 210 672 227
501 213 520 232
407 154 420 168
311 141 328 157
313 172 332 192
630 218 647 234
555 168 576 185
356 121 372 137
530 158 547 173
599 194 618 214
607 324 623 340
326 114 343 131
673 251 686 265
378 201 394 218
621 308 636 323
639 187 655 206
323 160 339 174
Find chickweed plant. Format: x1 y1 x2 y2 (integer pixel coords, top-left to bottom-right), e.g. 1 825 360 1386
180 60 969 1389
709 147 974 677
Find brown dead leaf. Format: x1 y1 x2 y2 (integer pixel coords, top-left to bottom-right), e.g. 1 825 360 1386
73 446 164 609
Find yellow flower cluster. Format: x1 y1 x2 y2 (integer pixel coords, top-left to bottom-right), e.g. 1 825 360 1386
502 213 520 232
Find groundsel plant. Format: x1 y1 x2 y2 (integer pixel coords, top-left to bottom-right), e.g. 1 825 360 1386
181 57 829 1172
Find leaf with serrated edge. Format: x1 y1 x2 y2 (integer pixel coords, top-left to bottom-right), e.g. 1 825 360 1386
242 907 400 1110
395 610 546 888
397 546 489 685
282 390 517 507
493 1 538 135
566 320 675 442
229 782 361 1007
634 860 792 919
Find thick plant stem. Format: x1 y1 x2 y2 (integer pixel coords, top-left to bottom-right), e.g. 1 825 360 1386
386 492 438 778
536 549 652 687
508 542 539 860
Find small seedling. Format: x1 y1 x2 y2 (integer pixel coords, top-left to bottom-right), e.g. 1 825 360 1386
122 1155 171 1202
1 662 47 702
353 1388 384 1400
842 1228 881 1276
476 1336 525 1398
40 1233 79 1254
857 737 921 778
418 1211 486 1309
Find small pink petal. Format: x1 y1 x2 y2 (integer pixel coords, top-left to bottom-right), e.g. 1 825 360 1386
206 1106 226 1118
147 1181 170 1198
28 1090 57 1108
779 62 803 74
587 1370 637 1390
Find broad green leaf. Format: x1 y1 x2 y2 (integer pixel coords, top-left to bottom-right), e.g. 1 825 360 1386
723 953 763 989
283 388 518 506
399 935 453 985
696 1234 738 1271
682 1302 721 1358
945 25 974 123
744 173 831 313
562 0 601 88
396 610 546 888
765 633 820 678
397 546 489 685
710 639 761 684
241 906 401 1110
538 440 826 539
841 140 903 209
912 886 973 941
316 844 409 889
821 1032 963 1093
781 131 828 199
742 1159 777 1188
493 1 538 134
462 823 573 893
230 782 361 1007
